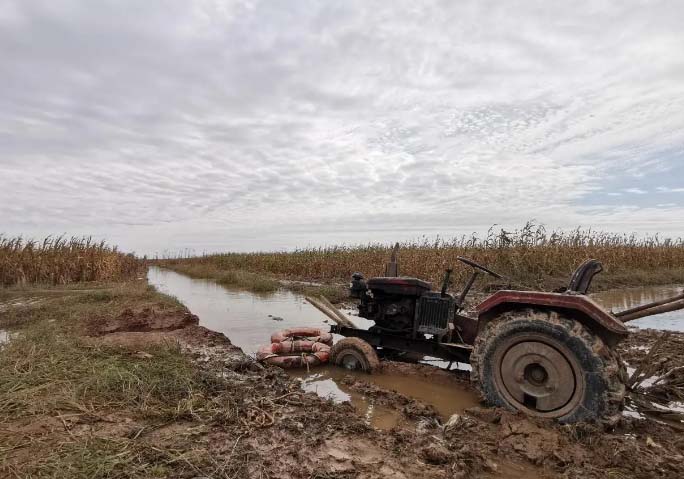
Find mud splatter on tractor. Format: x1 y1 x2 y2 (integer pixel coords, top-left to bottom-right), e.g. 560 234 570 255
331 250 684 424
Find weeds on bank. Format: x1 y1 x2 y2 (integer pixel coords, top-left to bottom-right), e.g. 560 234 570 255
159 262 351 303
0 323 224 422
157 222 684 291
19 436 257 479
0 281 184 330
0 279 264 478
160 263 280 293
0 235 141 287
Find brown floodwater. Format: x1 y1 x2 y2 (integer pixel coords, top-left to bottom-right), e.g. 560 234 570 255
289 366 479 429
591 284 684 331
147 266 478 429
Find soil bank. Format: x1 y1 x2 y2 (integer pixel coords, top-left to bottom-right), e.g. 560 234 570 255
1 279 683 478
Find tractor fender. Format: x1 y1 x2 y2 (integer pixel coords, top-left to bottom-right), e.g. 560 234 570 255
476 290 628 347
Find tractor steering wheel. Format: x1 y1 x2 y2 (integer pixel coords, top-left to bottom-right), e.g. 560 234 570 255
457 256 503 279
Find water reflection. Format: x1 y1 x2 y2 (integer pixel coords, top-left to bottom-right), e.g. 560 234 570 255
148 266 343 355
147 266 479 428
592 284 684 331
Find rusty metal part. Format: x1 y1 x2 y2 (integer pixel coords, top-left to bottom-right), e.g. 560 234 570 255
457 256 503 279
305 296 356 328
478 290 629 339
440 268 453 297
330 324 472 363
384 242 400 277
614 293 684 322
493 333 584 416
319 295 356 327
619 299 684 323
457 271 479 307
453 313 478 344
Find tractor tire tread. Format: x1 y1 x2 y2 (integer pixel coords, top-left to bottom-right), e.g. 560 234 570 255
470 308 626 425
330 337 380 373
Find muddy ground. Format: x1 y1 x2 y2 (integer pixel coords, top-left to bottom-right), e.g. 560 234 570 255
1 283 683 478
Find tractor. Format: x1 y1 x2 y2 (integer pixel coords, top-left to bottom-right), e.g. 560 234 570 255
328 251 684 423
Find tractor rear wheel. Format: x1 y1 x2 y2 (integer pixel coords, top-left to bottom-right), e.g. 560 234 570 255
330 338 380 373
471 309 626 424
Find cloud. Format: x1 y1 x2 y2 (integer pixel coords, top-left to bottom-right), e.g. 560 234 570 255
1 0 684 254
657 186 684 193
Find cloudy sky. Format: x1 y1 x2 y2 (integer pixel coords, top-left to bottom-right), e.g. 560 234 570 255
1 0 683 255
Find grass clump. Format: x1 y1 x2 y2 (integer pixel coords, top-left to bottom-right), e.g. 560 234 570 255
0 324 223 422
18 436 253 479
29 438 173 479
0 280 252 477
159 261 351 301
162 263 280 294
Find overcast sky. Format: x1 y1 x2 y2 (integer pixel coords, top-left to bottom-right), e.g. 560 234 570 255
1 0 683 255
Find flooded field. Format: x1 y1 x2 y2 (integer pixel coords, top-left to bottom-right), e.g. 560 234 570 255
148 266 478 428
290 366 479 429
592 284 684 331
148 266 684 430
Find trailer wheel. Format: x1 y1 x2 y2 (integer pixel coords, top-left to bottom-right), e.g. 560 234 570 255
330 338 380 373
471 309 626 424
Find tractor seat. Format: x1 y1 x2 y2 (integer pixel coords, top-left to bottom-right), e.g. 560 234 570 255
566 259 603 295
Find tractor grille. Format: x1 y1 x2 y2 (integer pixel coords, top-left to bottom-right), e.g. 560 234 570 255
416 293 454 335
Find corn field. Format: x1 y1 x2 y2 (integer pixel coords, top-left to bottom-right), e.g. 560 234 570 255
159 223 684 289
0 236 141 286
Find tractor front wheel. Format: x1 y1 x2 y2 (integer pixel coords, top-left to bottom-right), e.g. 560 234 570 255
330 338 380 373
471 309 626 424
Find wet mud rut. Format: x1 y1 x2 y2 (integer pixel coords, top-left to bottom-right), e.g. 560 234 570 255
142 267 684 478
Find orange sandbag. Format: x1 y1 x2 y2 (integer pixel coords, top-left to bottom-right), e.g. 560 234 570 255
256 341 330 368
270 327 333 346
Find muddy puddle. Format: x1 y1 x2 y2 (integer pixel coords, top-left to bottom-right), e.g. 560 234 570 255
592 284 684 331
289 366 479 429
148 267 478 429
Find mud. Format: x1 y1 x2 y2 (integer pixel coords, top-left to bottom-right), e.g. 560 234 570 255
92 307 200 335
0 296 44 312
147 266 476 421
80 296 684 478
119 269 684 477
83 306 458 478
616 328 684 428
289 363 478 429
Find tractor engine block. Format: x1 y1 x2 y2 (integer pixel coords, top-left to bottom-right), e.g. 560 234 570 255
354 276 432 336
359 294 417 333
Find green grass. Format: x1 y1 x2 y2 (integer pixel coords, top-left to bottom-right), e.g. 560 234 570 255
0 321 224 423
0 281 185 331
16 435 253 479
0 280 254 478
159 262 351 303
162 263 280 294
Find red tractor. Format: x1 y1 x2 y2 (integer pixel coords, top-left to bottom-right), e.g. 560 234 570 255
329 254 683 423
